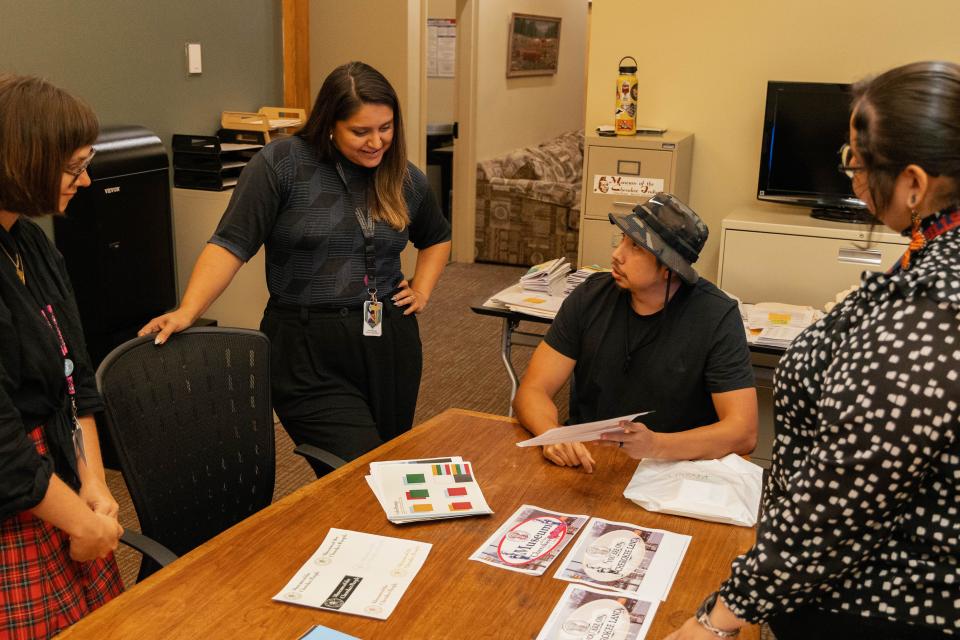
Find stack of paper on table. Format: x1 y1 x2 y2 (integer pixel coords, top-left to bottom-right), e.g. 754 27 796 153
487 283 566 319
741 302 821 347
521 258 572 296
564 264 610 295
366 457 493 523
273 529 430 620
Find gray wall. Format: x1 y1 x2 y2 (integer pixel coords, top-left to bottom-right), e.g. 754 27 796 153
0 0 283 151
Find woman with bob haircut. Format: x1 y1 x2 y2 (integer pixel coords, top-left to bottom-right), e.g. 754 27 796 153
0 75 124 638
666 61 960 640
142 62 451 473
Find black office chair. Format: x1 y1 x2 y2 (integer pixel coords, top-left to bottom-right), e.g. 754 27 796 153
96 327 279 581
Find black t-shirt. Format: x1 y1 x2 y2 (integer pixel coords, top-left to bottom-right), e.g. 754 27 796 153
211 136 450 308
545 273 754 432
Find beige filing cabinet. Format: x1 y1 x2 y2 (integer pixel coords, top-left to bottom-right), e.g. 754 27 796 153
172 188 269 330
718 207 909 308
578 131 693 267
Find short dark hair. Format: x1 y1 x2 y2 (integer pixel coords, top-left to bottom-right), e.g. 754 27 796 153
0 74 99 216
298 62 410 230
851 61 960 213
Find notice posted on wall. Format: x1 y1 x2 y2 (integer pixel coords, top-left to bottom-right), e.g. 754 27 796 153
593 175 663 196
553 517 689 602
273 529 431 620
535 584 659 640
469 504 589 575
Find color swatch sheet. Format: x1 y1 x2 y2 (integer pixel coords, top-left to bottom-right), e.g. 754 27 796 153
273 529 431 620
535 584 659 640
368 458 493 523
553 517 690 602
469 504 588 575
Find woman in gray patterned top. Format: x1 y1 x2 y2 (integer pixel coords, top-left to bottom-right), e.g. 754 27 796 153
666 61 960 640
141 63 451 472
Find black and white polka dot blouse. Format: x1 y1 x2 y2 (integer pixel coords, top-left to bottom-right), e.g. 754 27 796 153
719 209 960 635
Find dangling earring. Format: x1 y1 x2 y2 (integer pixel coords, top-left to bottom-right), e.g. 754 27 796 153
329 132 333 141
900 206 925 270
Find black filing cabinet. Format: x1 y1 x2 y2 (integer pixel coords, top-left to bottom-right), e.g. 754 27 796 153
55 126 177 367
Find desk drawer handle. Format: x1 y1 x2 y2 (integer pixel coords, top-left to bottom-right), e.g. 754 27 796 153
613 201 636 208
838 247 882 265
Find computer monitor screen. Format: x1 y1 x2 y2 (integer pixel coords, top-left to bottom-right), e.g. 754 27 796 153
757 81 868 221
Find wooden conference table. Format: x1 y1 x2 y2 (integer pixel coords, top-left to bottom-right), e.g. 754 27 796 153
62 409 758 639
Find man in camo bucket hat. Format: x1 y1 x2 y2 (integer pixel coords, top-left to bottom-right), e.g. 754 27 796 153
513 192 758 474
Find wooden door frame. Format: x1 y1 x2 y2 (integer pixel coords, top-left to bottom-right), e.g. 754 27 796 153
452 0 478 263
281 0 312 111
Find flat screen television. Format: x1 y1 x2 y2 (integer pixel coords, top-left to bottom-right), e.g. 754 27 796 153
757 81 870 222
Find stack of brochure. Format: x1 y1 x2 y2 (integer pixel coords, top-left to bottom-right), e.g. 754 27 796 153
741 302 821 348
487 283 565 319
366 457 493 524
564 264 610 295
521 258 572 296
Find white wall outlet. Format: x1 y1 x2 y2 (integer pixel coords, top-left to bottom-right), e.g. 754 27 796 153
186 42 202 74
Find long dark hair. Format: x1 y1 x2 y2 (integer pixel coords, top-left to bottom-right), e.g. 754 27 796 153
299 62 410 230
851 61 960 214
0 74 98 216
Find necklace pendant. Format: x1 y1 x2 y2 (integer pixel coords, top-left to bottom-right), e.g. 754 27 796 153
15 265 24 285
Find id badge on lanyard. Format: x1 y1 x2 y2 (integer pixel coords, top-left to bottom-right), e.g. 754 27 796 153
355 206 383 337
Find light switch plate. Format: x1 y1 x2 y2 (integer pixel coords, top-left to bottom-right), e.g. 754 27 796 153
186 42 202 74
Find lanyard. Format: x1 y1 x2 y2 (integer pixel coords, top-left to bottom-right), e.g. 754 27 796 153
336 161 378 303
39 303 86 462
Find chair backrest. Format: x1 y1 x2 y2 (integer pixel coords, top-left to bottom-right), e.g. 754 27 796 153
96 327 274 578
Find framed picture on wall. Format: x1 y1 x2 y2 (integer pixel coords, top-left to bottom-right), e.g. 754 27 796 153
506 13 562 77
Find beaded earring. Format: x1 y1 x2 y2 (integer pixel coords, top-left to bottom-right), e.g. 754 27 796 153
900 206 926 270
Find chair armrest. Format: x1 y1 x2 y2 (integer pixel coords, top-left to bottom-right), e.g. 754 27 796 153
293 444 348 471
120 530 178 567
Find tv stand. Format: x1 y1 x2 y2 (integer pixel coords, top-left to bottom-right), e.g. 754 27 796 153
810 207 875 224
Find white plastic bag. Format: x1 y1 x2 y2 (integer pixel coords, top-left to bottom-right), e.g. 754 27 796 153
622 454 763 527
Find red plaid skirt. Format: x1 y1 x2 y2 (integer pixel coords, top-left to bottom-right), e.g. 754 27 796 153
0 426 124 639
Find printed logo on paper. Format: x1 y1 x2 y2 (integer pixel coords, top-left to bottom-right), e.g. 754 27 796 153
496 516 567 566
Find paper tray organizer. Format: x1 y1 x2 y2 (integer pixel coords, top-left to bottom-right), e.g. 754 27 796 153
220 107 306 143
172 134 263 192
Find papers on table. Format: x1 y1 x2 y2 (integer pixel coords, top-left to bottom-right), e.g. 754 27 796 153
522 258 572 296
487 283 566 319
564 265 610 295
553 517 690 602
535 584 659 640
740 302 821 347
469 505 588 575
273 529 430 620
516 413 652 448
366 457 493 523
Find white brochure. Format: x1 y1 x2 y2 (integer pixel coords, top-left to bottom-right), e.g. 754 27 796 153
469 504 589 575
536 584 659 640
273 529 431 620
553 517 690 602
516 412 652 448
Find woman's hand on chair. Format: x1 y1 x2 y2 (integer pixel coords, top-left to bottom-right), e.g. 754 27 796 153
139 308 195 345
70 512 124 562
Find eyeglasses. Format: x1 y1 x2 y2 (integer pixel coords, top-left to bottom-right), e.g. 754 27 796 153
65 148 97 186
837 143 865 179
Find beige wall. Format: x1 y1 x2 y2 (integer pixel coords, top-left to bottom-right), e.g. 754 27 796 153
476 0 588 161
428 0 457 124
309 0 426 168
587 0 960 280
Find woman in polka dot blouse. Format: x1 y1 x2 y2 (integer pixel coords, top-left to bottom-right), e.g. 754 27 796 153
666 61 960 640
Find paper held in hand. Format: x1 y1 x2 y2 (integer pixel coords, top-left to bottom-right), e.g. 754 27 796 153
516 412 653 448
